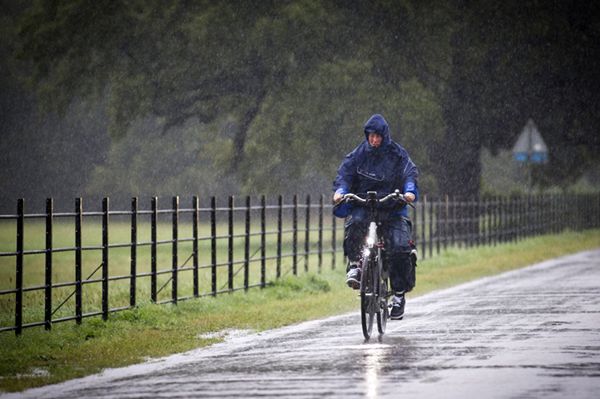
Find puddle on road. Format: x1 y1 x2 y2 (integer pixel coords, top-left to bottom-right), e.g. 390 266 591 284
196 329 255 341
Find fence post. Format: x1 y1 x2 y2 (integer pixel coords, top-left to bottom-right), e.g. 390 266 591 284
514 196 520 242
476 197 482 246
596 193 599 229
172 196 179 304
468 196 472 246
210 196 217 296
261 195 266 288
102 197 109 321
193 196 199 297
524 193 533 237
491 196 496 246
228 196 234 292
597 192 600 229
151 197 157 303
487 196 493 246
530 194 536 236
555 194 561 232
318 194 323 272
523 195 528 239
467 198 472 247
130 197 137 308
543 194 548 234
557 193 561 234
277 195 282 278
506 196 511 243
548 194 554 234
538 194 543 235
331 211 337 270
75 198 83 323
15 199 24 335
593 193 597 229
515 195 520 242
524 194 530 239
499 195 504 244
244 196 250 291
589 193 594 229
570 194 575 231
428 197 433 257
506 195 511 242
498 196 504 243
436 198 441 254
504 196 510 243
466 198 472 248
443 195 449 250
45 198 53 330
456 197 462 248
421 196 426 259
304 195 310 272
451 195 457 247
482 196 487 246
293 194 298 275
564 193 568 232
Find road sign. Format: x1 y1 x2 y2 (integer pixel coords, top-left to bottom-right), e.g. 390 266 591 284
513 118 548 163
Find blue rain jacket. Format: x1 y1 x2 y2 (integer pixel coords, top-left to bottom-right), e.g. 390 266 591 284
333 114 419 218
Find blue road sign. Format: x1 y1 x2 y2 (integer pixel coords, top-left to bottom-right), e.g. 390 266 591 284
513 118 548 163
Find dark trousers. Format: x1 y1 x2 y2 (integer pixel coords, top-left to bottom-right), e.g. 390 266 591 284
344 210 415 294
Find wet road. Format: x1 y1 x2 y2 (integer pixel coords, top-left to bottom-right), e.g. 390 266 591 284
7 249 600 398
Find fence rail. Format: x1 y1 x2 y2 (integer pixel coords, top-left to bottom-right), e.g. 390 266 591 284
1 193 598 335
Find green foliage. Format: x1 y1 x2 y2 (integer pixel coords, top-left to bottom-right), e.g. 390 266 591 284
6 0 600 201
85 116 240 199
10 0 454 197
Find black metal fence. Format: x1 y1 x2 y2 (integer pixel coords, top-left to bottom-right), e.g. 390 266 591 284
0 193 598 335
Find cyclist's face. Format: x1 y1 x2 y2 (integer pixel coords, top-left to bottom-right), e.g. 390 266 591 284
368 132 383 148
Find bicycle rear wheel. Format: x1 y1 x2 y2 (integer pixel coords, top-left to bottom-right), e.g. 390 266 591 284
360 256 377 340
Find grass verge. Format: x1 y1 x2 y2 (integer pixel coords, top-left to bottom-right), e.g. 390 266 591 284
1 229 598 393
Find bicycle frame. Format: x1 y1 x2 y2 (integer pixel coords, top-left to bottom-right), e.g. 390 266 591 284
339 190 407 340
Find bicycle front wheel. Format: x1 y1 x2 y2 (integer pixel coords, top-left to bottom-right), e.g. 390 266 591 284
376 253 388 335
360 256 377 340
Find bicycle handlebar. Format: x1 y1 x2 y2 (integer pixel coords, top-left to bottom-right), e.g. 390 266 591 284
340 190 415 208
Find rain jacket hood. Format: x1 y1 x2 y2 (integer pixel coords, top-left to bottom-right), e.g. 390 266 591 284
363 113 393 147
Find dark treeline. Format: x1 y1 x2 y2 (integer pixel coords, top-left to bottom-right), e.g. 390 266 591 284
1 0 599 212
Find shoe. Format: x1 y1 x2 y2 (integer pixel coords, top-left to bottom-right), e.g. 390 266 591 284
390 294 405 320
346 265 361 289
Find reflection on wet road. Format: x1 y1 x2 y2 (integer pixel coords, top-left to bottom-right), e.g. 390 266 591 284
8 249 600 398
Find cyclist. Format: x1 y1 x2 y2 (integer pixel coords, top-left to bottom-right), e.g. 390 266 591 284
333 113 418 320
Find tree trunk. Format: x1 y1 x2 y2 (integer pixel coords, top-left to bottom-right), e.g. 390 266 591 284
230 90 266 174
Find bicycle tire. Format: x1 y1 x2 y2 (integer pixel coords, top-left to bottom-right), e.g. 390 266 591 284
360 255 376 340
376 251 388 335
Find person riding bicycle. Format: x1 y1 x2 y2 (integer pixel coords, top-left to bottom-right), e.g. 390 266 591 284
333 113 418 320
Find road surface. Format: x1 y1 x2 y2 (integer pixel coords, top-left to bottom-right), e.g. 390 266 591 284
6 249 600 398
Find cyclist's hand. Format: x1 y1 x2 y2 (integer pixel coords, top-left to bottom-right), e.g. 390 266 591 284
404 192 415 203
333 192 344 204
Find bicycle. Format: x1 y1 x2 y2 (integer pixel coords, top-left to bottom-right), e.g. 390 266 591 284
336 190 410 340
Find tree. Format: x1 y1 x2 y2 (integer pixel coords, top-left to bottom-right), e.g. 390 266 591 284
435 0 600 195
10 0 600 202
0 0 110 212
15 0 345 173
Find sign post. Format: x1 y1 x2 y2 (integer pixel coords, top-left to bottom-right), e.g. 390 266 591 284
512 118 548 191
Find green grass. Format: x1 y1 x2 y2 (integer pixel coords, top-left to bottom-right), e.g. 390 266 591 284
0 229 598 393
0 218 339 326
